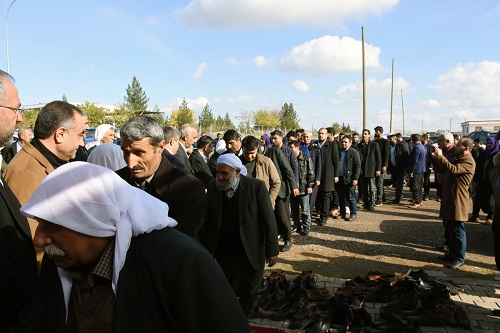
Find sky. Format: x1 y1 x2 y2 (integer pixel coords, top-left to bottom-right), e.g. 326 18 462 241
2 0 500 134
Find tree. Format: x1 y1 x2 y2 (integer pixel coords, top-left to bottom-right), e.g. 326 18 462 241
280 102 299 130
223 112 234 129
331 122 342 134
61 94 68 102
19 109 39 129
254 109 280 130
176 99 195 126
124 76 149 113
198 103 215 131
235 110 253 133
150 104 165 125
215 115 224 130
78 101 107 126
341 122 352 133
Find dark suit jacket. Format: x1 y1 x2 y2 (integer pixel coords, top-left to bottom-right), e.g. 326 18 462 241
376 137 390 169
13 228 249 333
359 141 381 177
265 147 298 198
116 156 206 239
408 142 427 174
394 141 410 171
175 143 191 170
318 140 340 191
162 149 188 173
339 148 361 184
1 141 17 164
307 143 322 183
202 176 279 270
0 178 38 331
189 150 213 187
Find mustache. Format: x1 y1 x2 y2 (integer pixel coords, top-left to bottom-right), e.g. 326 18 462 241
131 165 144 171
43 244 66 257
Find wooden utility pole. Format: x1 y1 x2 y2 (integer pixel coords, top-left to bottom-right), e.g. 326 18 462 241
390 58 394 133
401 89 405 135
362 26 366 130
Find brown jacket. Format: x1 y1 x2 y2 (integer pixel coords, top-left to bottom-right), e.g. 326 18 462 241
245 154 281 208
433 152 475 222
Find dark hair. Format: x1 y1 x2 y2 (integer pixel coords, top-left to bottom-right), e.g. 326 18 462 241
463 138 473 150
285 130 297 139
411 133 421 142
326 127 335 135
395 133 402 138
474 138 482 144
352 132 359 137
453 133 460 140
296 128 304 134
363 129 370 135
196 135 214 149
288 140 300 148
241 135 260 150
374 126 383 133
34 101 84 139
270 129 283 137
223 129 240 141
120 116 164 146
342 135 352 142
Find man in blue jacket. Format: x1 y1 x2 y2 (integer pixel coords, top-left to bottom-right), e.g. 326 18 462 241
408 133 427 208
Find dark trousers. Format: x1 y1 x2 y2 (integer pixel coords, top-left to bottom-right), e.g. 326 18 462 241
472 188 494 219
337 180 357 217
394 169 405 201
360 176 376 207
318 190 332 218
275 196 291 241
423 170 431 196
310 186 319 214
375 174 386 202
329 189 339 210
409 173 424 204
494 231 500 271
217 252 263 318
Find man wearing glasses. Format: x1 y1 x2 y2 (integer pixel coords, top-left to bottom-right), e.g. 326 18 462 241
0 70 38 331
4 100 86 266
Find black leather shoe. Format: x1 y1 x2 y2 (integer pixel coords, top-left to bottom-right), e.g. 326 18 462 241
291 225 298 232
316 217 327 226
347 215 357 221
281 240 292 252
299 229 309 236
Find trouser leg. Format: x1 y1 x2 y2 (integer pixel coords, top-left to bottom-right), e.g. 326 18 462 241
274 196 291 241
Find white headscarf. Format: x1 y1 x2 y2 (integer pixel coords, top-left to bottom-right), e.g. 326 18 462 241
217 153 247 176
88 143 126 171
215 139 227 155
86 124 114 149
20 162 177 316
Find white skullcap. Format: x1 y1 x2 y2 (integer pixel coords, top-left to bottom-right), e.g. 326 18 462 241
93 124 115 144
21 162 177 316
88 143 126 171
217 153 247 176
215 139 227 154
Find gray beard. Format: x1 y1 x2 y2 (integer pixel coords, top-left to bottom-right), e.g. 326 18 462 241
43 244 66 257
216 174 238 191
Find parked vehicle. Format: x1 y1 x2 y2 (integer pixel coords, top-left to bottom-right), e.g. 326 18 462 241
85 127 96 144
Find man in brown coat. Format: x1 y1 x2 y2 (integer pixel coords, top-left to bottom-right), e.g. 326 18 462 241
431 138 475 269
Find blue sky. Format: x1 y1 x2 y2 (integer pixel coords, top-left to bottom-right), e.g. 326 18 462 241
3 0 500 134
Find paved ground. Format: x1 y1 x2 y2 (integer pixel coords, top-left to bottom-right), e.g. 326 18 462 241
249 271 500 333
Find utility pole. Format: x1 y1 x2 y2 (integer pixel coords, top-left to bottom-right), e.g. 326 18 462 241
401 89 405 135
390 58 394 133
0 0 18 73
362 26 366 130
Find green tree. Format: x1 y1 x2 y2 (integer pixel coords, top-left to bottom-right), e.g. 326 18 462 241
149 104 165 125
111 103 135 128
78 101 107 126
254 109 280 130
19 109 39 129
124 76 149 113
331 122 342 134
280 102 299 130
176 99 195 126
215 115 224 130
223 112 234 129
61 94 68 102
198 103 215 131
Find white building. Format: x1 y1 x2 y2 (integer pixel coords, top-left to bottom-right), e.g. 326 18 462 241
461 120 500 137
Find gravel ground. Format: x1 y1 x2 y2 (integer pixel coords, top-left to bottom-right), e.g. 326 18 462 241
271 186 497 280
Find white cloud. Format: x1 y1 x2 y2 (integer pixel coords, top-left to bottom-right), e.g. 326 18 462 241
430 61 500 110
292 80 310 93
229 95 252 103
253 55 269 68
280 36 381 75
176 0 399 29
165 97 209 113
192 62 208 79
227 57 239 66
335 77 409 99
422 99 441 108
144 16 164 27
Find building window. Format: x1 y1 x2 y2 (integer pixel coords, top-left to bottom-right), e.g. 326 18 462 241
475 126 482 131
495 126 500 131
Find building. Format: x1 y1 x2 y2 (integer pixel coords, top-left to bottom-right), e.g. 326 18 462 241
461 120 500 137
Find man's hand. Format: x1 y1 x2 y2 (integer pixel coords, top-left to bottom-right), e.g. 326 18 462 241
431 146 442 157
381 166 387 173
307 188 313 194
375 171 381 177
353 180 358 186
334 177 339 183
315 181 320 186
266 256 277 267
293 188 299 197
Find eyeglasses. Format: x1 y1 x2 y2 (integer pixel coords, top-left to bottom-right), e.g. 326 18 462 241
0 105 24 116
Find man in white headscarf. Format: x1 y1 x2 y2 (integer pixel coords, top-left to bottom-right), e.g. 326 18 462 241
85 124 115 154
202 153 279 318
13 162 249 332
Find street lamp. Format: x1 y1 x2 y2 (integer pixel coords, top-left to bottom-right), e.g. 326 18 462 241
0 0 17 73
83 64 94 102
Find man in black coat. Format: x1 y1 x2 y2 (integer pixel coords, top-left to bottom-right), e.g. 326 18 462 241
359 129 381 211
304 131 321 215
189 135 214 187
391 133 410 203
1 126 32 164
203 154 279 317
316 128 340 226
374 126 390 205
336 135 361 221
0 70 38 332
117 116 206 240
162 126 189 172
175 123 198 170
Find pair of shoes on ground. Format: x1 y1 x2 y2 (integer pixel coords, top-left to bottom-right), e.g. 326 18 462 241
408 202 422 208
438 254 464 269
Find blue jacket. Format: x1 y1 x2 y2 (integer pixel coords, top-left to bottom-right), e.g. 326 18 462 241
408 142 427 174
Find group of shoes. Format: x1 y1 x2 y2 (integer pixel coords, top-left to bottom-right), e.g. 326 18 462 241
349 269 470 332
252 269 470 333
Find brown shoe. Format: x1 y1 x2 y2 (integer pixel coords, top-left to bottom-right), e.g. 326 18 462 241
408 203 421 208
483 218 493 225
467 216 480 222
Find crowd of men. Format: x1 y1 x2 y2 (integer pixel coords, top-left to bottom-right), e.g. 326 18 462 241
1 68 500 331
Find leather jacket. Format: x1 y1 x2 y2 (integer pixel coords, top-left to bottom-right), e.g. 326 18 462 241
296 152 315 195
